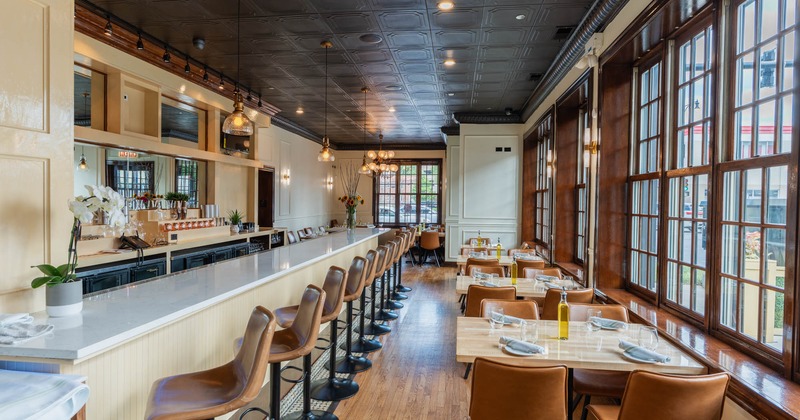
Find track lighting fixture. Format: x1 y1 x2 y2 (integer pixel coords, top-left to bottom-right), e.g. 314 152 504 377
162 46 170 63
219 73 224 90
104 16 113 35
184 56 191 74
203 66 209 81
136 32 144 50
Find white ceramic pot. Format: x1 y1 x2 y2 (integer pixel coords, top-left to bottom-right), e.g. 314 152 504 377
230 224 240 233
45 280 83 317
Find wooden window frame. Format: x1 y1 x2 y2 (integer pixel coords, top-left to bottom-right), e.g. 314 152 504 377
372 159 443 228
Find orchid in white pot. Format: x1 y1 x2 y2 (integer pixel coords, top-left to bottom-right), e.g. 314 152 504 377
32 185 127 289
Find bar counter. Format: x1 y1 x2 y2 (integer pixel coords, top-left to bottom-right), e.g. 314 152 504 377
0 228 387 419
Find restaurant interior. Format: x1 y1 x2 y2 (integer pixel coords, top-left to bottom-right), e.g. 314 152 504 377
0 0 797 418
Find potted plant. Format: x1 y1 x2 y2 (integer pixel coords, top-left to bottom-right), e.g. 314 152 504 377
228 209 244 233
32 185 126 317
165 192 190 219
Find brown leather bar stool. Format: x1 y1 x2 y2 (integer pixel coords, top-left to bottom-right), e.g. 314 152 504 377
384 238 406 309
354 246 390 347
368 241 399 322
274 268 350 416
335 253 374 373
267 285 326 420
145 306 277 420
394 231 413 293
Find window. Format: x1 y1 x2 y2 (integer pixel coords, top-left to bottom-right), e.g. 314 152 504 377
628 60 663 293
175 159 199 207
663 24 714 319
374 160 441 227
106 160 154 199
576 85 591 264
534 113 553 256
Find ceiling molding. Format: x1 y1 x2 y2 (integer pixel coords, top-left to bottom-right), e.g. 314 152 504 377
440 126 460 136
452 113 522 124
270 115 325 146
335 143 446 151
74 1 281 117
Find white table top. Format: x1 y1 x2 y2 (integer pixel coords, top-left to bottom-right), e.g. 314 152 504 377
456 317 705 375
0 228 387 361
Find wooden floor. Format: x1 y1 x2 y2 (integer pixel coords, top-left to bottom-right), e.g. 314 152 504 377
334 263 470 419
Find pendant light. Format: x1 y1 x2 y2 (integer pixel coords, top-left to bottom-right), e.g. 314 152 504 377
222 0 254 136
318 40 335 162
359 87 372 175
77 145 89 172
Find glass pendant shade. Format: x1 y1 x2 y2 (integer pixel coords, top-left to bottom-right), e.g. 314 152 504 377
387 151 396 158
77 155 88 172
367 150 377 159
222 93 254 136
318 136 335 162
390 164 399 172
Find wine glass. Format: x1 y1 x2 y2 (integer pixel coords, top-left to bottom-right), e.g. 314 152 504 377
638 326 659 350
472 268 482 282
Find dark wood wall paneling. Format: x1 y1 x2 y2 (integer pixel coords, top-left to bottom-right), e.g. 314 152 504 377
521 131 537 244
554 92 580 264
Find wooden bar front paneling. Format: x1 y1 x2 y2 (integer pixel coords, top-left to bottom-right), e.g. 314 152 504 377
595 63 632 290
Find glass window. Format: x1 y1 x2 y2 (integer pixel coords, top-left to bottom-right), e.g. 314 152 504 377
534 113 553 257
175 159 199 207
374 160 441 226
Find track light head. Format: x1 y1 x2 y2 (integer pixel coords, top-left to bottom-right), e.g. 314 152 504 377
136 33 144 50
162 46 170 63
104 16 113 35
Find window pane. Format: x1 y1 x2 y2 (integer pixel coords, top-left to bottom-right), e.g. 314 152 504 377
739 0 757 53
720 277 739 329
762 289 784 350
739 282 760 341
694 269 706 315
764 228 786 287
721 225 740 275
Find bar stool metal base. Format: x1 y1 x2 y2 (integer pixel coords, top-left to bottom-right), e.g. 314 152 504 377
396 285 412 292
385 300 404 310
334 354 372 373
283 410 339 420
390 292 408 300
367 309 398 321
310 377 359 402
350 337 383 353
358 322 392 336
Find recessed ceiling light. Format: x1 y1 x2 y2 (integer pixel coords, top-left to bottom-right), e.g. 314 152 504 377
296 107 304 114
389 107 396 112
448 92 455 96
268 87 275 90
516 14 526 20
359 33 383 44
438 1 454 10
385 85 403 91
444 59 456 66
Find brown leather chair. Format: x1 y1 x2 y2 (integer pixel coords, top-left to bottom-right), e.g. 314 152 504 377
267 285 326 420
522 267 563 279
507 248 534 257
587 370 730 420
469 358 568 420
287 230 298 244
480 299 539 319
360 246 392 339
568 304 631 420
419 230 442 266
330 219 340 227
467 265 505 277
464 284 516 317
464 257 501 277
541 288 594 320
335 256 372 374
145 306 277 420
516 258 545 271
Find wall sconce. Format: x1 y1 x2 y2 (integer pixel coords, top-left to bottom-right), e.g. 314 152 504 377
282 172 290 184
583 128 597 168
546 149 554 179
326 177 334 190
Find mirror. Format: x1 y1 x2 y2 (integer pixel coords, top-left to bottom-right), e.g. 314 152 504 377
74 142 207 210
161 96 207 150
74 65 106 130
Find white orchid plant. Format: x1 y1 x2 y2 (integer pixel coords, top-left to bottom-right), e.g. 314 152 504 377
32 185 127 288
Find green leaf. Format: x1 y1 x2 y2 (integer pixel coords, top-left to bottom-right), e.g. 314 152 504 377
56 264 75 276
31 275 61 288
34 264 60 276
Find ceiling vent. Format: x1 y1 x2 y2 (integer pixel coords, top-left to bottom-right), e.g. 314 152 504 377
553 26 575 41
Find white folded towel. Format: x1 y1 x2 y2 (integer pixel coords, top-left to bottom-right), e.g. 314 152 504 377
0 321 54 345
499 336 545 354
590 317 627 330
0 369 90 420
478 280 498 287
619 339 671 362
0 314 33 326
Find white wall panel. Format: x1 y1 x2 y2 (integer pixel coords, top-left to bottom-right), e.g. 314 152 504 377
462 135 519 220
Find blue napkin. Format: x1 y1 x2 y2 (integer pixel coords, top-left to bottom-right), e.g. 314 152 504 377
535 275 559 282
619 339 670 362
478 280 498 287
499 336 545 354
590 317 627 330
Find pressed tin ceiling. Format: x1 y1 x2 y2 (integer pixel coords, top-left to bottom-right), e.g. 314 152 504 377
78 0 596 149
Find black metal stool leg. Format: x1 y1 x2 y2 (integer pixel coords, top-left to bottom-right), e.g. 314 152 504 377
373 272 398 320
270 362 281 420
385 262 404 310
285 354 338 420
354 284 389 343
390 261 408 301
396 254 412 292
336 301 373 372
311 319 359 402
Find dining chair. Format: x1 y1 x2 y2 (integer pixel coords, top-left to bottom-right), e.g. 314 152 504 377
419 230 442 266
145 306 277 420
516 258 545 272
467 265 504 277
464 257 501 277
568 303 631 420
287 231 298 244
463 284 516 379
507 248 534 257
330 219 340 227
522 267 563 279
469 358 568 420
587 370 730 420
480 299 539 320
541 288 594 320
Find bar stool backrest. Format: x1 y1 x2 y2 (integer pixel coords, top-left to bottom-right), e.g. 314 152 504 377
236 306 278 400
617 371 729 420
288 285 326 352
320 266 347 323
391 238 403 263
363 249 378 287
344 256 367 301
371 246 388 283
382 242 396 273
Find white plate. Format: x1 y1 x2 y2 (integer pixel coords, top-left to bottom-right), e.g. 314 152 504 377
621 351 658 364
502 345 541 357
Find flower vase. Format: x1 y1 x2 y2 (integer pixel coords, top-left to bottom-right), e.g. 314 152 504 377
45 280 84 317
346 209 357 230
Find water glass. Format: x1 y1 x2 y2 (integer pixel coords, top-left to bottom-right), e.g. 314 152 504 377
472 268 482 282
521 320 539 343
489 308 505 330
586 309 602 332
638 326 659 350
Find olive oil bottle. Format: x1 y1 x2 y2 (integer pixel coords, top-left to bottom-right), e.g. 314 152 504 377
557 288 569 340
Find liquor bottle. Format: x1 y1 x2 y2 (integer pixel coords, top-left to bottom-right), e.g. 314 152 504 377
510 256 518 285
557 288 569 340
496 237 502 260
477 230 482 247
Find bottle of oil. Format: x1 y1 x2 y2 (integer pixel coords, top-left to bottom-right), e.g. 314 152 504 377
496 237 502 260
557 287 569 340
510 256 518 285
476 230 482 247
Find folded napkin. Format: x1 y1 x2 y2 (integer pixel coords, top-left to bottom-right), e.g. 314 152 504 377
545 283 564 289
473 272 492 279
501 314 524 325
517 255 538 261
0 322 54 345
0 314 33 327
590 317 626 330
499 336 545 354
619 339 670 363
478 280 498 287
535 275 559 283
0 369 90 420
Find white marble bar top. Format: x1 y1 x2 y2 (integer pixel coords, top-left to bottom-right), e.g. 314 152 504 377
0 228 387 361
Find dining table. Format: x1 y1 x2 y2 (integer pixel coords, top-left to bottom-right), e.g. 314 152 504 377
455 275 579 299
456 317 706 374
456 255 543 274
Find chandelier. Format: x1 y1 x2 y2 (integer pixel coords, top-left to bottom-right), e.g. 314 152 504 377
366 133 398 176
